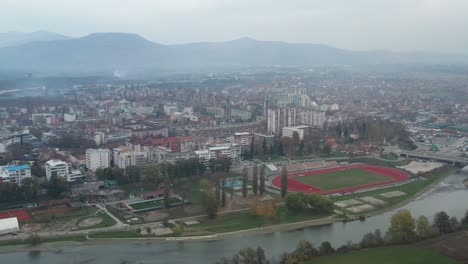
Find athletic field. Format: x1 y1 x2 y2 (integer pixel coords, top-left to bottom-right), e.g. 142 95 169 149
294 168 391 190
271 164 410 195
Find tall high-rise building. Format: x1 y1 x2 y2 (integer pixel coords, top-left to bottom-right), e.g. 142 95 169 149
86 148 111 172
267 107 297 134
298 109 326 128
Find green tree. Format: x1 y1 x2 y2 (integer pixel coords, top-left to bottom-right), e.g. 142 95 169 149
228 247 269 264
259 165 266 195
145 163 162 184
125 166 141 184
221 175 226 208
433 211 453 234
294 240 318 259
163 176 171 208
318 241 335 256
242 166 248 198
416 215 431 238
252 164 258 195
200 179 218 219
322 143 332 156
388 209 416 243
278 140 284 156
262 138 267 156
285 192 306 212
461 210 468 227
47 175 69 198
30 162 44 178
20 177 39 202
26 234 41 246
281 166 288 199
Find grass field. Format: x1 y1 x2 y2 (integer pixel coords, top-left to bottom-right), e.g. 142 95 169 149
32 207 97 223
306 245 459 264
183 207 329 236
294 168 392 190
77 212 117 230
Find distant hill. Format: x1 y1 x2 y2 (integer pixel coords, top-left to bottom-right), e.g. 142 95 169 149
0 30 70 48
0 32 467 75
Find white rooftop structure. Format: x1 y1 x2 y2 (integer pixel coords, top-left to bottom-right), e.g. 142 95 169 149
45 159 68 167
0 217 20 235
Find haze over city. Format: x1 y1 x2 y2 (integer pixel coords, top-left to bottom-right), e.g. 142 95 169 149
0 1 468 264
1 0 468 52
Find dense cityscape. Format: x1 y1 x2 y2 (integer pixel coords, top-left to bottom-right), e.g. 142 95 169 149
1 1 468 263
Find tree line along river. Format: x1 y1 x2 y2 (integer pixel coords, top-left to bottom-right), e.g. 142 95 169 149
1 168 467 264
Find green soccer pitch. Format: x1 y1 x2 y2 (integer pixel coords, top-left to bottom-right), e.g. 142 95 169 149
293 168 392 190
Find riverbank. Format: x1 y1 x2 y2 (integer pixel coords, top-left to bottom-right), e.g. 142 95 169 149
0 166 457 251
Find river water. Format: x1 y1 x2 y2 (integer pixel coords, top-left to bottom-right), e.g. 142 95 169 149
2 169 468 264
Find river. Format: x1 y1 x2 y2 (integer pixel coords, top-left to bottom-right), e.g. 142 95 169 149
1 169 468 264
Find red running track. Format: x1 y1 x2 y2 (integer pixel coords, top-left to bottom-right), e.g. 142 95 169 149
0 208 32 222
271 164 410 195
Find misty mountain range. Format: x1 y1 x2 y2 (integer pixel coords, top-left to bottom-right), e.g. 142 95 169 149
0 31 467 75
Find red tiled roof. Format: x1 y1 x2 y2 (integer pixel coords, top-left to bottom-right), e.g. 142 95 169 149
149 136 193 145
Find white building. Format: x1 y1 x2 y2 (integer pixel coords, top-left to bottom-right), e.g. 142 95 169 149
195 144 241 165
0 217 20 235
267 107 297 134
86 149 111 172
64 113 76 122
0 164 31 186
45 160 83 182
113 146 148 169
282 125 309 140
298 110 326 128
45 160 69 181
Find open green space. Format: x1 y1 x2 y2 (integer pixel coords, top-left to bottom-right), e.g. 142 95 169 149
294 168 391 190
77 212 117 230
183 207 329 236
32 207 98 223
332 166 456 213
380 152 399 160
307 245 459 264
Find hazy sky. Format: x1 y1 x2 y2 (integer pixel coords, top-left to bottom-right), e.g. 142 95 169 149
1 0 467 52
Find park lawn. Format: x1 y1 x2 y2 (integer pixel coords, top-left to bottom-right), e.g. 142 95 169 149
77 212 117 230
183 207 330 236
294 168 391 190
32 207 98 223
306 245 459 264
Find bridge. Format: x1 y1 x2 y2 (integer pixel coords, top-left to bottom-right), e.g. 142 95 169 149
400 151 468 166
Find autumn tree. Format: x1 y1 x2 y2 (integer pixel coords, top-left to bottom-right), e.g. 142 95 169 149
388 209 416 243
416 215 432 238
200 179 218 219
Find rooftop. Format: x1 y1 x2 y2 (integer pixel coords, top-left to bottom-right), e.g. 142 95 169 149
3 164 30 171
45 160 68 167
